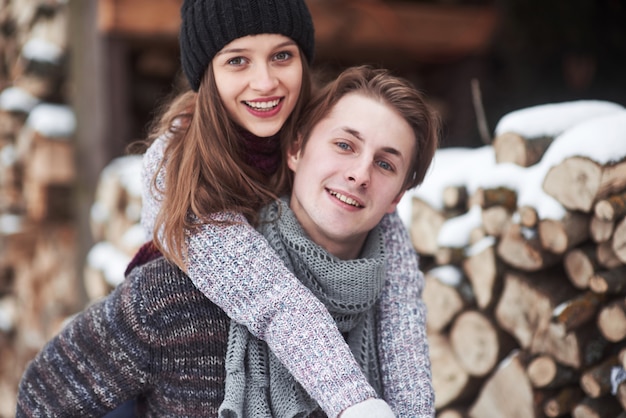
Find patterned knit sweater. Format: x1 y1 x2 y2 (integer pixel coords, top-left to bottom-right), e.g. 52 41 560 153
17 258 231 417
141 135 434 417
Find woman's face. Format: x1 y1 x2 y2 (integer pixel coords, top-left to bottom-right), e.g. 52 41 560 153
212 34 303 138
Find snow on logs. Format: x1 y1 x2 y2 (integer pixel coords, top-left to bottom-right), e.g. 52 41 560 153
402 101 626 415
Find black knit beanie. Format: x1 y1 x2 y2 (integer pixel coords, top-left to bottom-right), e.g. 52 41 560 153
180 0 315 91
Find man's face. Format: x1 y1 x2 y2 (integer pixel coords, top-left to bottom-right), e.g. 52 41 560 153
288 93 415 259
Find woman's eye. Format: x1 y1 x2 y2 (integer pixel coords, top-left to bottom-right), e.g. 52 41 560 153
274 51 293 61
227 57 246 66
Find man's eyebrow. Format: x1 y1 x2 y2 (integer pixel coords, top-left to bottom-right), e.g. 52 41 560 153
342 127 403 157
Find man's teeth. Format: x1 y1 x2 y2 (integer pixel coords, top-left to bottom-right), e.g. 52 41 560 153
245 99 280 110
329 190 362 207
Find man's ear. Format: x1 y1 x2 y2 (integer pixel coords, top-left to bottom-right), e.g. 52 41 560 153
287 135 303 172
386 190 406 214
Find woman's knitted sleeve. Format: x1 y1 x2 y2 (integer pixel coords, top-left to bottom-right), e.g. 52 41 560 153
377 212 435 417
16 277 151 416
140 136 377 418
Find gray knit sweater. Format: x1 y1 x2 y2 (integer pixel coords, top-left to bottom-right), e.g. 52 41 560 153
141 135 435 417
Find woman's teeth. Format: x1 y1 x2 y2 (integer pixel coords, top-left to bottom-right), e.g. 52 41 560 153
245 99 280 111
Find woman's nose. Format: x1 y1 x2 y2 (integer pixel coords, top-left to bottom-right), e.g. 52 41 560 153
250 64 279 92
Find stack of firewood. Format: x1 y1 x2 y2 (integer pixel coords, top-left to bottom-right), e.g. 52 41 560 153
406 101 626 417
84 154 144 301
0 1 78 416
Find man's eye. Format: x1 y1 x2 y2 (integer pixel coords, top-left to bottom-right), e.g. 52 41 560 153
336 142 352 151
378 161 393 171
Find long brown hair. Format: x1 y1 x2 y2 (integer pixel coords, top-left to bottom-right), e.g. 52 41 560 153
146 57 312 268
275 65 440 197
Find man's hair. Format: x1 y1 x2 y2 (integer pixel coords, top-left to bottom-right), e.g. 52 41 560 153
276 65 440 196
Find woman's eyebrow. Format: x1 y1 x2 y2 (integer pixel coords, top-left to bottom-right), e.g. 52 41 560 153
217 40 297 56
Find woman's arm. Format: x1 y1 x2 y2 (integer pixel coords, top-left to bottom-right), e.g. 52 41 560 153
378 211 435 417
16 279 151 416
141 137 382 418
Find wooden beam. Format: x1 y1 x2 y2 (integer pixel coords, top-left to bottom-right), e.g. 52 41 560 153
96 0 498 61
310 0 498 61
98 0 182 36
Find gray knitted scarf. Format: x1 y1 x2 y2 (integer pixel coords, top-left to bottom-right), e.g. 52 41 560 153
219 197 386 418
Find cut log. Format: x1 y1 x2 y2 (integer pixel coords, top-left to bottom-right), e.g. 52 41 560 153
442 185 468 211
531 322 609 369
572 395 623 418
616 380 626 411
518 205 539 229
449 310 517 377
435 246 465 266
22 181 74 222
468 350 540 418
437 408 467 418
594 191 626 222
23 133 75 184
410 197 445 256
597 297 626 342
497 223 561 271
481 205 512 237
620 346 626 370
423 266 473 333
538 212 590 254
543 156 626 213
542 386 585 417
495 269 578 349
462 237 503 310
579 355 620 398
589 216 614 243
492 132 553 167
527 354 579 389
613 217 626 263
468 226 487 245
597 240 623 268
589 265 626 294
552 291 606 332
564 244 600 289
471 186 517 211
429 333 480 409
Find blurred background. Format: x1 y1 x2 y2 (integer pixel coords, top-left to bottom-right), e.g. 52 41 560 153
0 0 625 416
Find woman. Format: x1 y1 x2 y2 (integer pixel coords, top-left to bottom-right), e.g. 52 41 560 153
133 0 435 416
16 66 438 417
